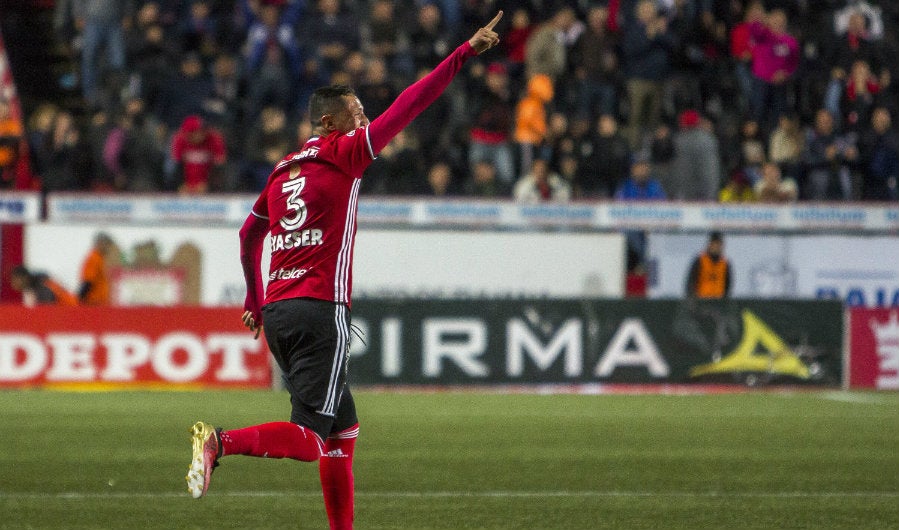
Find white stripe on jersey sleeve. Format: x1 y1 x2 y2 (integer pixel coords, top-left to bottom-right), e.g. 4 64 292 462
364 125 376 160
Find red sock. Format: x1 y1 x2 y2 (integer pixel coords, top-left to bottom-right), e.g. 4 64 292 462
319 424 358 530
220 422 323 461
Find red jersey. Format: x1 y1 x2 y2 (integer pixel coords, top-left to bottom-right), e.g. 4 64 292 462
251 127 374 306
241 42 478 314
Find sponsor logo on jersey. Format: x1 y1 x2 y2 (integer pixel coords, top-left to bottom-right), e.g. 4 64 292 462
295 146 320 159
277 146 320 170
269 267 309 281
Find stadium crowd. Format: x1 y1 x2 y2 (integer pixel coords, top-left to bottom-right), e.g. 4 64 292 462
3 0 899 203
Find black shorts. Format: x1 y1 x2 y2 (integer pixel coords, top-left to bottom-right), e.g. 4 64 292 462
262 298 358 441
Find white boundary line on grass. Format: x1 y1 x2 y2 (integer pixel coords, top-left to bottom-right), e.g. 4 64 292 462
816 391 896 404
2 490 898 500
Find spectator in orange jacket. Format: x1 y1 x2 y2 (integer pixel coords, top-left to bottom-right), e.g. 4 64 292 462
514 73 554 178
78 232 119 305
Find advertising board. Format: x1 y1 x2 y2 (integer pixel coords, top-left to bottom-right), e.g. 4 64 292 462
846 308 899 390
348 298 842 386
354 230 625 298
646 234 899 306
25 224 625 305
0 192 40 223
0 299 842 389
0 306 271 388
45 194 899 232
25 223 243 306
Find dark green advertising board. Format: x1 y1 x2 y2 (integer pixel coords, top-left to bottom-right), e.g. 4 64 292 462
347 299 843 386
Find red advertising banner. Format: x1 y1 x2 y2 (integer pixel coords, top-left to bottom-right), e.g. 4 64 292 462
847 308 899 390
0 306 271 389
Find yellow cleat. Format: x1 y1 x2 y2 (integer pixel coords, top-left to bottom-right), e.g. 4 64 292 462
185 421 221 499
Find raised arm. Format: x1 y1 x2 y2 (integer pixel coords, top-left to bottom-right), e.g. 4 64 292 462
368 11 503 154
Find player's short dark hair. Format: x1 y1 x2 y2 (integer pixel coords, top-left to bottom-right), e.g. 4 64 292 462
709 231 723 243
309 85 356 124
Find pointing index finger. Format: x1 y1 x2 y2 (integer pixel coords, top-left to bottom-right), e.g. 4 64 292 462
484 10 503 30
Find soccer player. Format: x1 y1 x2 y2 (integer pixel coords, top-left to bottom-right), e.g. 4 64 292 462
185 11 504 530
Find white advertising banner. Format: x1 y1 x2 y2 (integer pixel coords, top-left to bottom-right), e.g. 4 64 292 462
25 223 245 306
24 224 625 305
45 194 899 232
47 193 256 225
0 192 41 223
646 234 899 306
354 230 625 298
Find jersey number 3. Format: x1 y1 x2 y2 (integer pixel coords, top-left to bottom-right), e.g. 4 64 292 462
280 170 307 230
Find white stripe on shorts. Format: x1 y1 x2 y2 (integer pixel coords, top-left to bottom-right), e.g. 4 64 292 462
319 304 348 417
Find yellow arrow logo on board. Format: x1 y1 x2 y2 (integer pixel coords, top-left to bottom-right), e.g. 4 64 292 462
689 309 810 379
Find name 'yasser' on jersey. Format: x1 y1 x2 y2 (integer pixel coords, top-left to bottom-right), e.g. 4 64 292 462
270 228 323 252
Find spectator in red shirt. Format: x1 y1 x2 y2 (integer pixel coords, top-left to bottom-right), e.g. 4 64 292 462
501 8 535 89
729 1 765 114
170 115 226 193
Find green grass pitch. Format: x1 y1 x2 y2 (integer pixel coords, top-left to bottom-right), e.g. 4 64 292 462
2 389 898 529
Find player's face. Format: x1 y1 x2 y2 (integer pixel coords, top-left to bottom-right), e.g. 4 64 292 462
335 96 369 133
